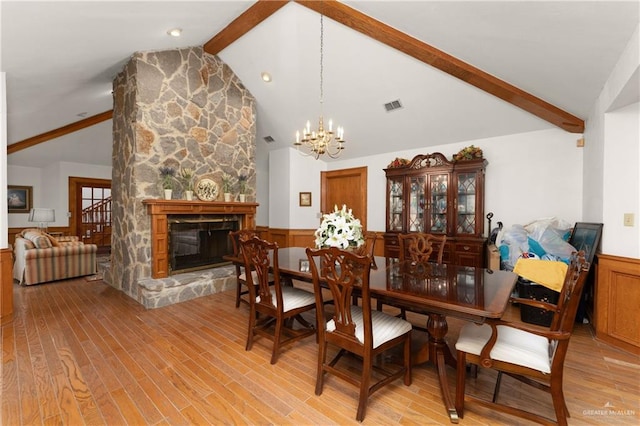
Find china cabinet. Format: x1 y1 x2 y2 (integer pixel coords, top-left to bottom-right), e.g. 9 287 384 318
384 152 487 267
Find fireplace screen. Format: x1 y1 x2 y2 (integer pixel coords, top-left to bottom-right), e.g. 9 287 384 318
169 216 240 274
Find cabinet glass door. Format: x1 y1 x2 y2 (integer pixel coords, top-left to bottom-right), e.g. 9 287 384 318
428 174 448 234
408 176 426 232
456 172 478 234
388 177 404 232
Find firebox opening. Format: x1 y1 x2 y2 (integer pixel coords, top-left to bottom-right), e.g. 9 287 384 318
169 215 240 274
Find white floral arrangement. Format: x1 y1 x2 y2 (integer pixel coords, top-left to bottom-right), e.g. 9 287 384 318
314 205 365 249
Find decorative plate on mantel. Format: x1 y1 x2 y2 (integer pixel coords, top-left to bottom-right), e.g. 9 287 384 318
195 178 218 201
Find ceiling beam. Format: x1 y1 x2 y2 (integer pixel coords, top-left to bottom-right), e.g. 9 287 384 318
7 0 584 157
8 0 287 156
7 110 113 155
203 0 289 54
295 0 584 133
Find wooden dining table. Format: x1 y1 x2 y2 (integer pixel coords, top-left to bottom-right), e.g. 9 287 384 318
278 247 517 423
226 247 517 423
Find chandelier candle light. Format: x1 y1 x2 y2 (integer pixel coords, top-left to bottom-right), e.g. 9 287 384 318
294 5 345 159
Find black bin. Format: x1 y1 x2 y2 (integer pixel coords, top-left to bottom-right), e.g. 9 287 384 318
517 278 559 327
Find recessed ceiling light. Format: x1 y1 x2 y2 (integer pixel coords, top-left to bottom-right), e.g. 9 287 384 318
167 28 182 37
261 72 272 83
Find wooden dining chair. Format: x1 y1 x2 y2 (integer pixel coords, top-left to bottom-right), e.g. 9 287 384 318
306 246 412 422
240 236 316 364
398 232 446 263
363 231 378 268
455 251 589 426
351 231 378 306
229 229 275 308
378 232 446 317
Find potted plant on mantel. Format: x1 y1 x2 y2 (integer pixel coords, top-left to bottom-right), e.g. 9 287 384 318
159 166 176 200
237 174 248 202
222 173 234 202
180 167 195 200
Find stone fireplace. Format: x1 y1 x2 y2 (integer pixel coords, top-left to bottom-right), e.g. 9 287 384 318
169 215 239 273
143 199 256 278
109 46 256 308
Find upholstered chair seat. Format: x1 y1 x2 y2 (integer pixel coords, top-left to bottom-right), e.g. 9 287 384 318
258 286 317 312
456 323 552 374
327 305 413 349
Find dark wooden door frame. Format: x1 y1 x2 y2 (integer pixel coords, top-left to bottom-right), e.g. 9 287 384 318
68 176 111 240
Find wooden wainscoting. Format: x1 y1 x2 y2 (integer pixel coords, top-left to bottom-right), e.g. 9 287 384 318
596 254 640 354
0 248 13 325
265 228 316 249
256 228 384 257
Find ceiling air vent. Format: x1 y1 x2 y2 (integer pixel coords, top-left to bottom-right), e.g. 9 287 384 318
384 99 403 112
263 136 275 143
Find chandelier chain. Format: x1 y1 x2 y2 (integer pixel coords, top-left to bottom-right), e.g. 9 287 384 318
292 1 345 160
319 13 324 109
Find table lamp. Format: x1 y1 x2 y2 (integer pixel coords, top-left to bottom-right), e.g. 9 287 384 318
28 208 55 232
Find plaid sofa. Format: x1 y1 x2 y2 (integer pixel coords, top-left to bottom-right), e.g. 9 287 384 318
13 229 98 285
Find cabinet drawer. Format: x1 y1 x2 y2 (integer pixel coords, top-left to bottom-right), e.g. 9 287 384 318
454 243 482 254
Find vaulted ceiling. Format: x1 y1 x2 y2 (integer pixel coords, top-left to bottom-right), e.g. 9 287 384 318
3 1 639 167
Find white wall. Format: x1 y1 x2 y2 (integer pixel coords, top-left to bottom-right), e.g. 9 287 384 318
288 149 325 229
584 24 639 257
324 128 582 233
268 148 292 229
267 147 326 229
0 73 7 248
255 136 270 226
603 102 640 258
7 161 111 228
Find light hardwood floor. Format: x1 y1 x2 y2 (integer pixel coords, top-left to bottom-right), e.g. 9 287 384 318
2 277 639 425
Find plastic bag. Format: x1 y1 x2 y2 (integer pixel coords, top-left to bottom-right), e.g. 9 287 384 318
498 225 529 270
524 217 574 261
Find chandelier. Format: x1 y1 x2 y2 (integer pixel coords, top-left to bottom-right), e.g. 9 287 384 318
293 6 345 159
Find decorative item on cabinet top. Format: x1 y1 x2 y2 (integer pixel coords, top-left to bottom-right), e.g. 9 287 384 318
385 152 451 170
452 145 483 162
385 152 487 172
387 157 410 168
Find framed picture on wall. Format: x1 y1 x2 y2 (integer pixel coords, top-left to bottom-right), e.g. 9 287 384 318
299 192 312 207
8 185 33 213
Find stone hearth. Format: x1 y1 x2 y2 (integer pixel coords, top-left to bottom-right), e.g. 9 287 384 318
136 266 236 309
100 259 236 309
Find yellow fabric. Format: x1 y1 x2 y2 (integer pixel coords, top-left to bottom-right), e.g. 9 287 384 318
514 258 568 292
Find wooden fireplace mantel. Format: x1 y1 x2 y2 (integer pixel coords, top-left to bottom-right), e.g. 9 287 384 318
143 199 258 278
